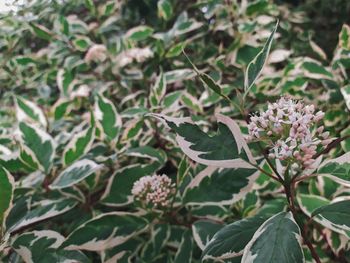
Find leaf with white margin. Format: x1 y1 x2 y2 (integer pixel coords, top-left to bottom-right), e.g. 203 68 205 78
0 167 14 234
62 212 148 251
297 194 350 238
94 94 122 147
125 25 154 41
183 166 259 205
312 200 350 234
125 146 167 165
244 21 278 97
341 84 350 110
318 152 350 187
101 163 161 207
202 215 265 261
241 212 304 263
18 122 55 173
63 123 95 166
150 113 256 169
9 198 78 233
174 230 193 263
149 70 167 107
192 220 223 251
50 159 101 189
12 230 89 263
15 96 47 128
57 68 73 97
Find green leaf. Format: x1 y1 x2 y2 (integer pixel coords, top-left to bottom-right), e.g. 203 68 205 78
318 152 350 186
126 26 154 41
94 94 122 146
202 215 265 261
158 0 173 20
312 200 350 233
29 23 52 41
63 123 95 166
13 230 89 263
149 70 167 107
15 96 47 128
50 159 101 189
57 69 73 97
73 36 92 51
341 84 350 110
183 166 259 205
184 51 229 101
174 230 193 263
9 199 78 233
125 146 167 164
101 163 161 206
192 220 223 251
302 60 333 79
150 113 256 168
339 24 350 50
18 122 55 173
244 21 278 97
0 167 14 234
62 212 148 251
241 212 304 263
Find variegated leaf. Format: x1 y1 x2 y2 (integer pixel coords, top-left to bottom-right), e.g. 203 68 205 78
183 166 259 205
241 212 304 263
174 230 193 263
18 122 55 173
0 167 14 235
125 146 167 164
202 215 265 261
312 200 350 234
12 230 89 263
192 220 223 251
62 212 148 251
341 85 350 110
150 113 256 168
94 94 122 147
9 198 78 233
125 25 154 41
50 159 102 189
244 21 278 97
149 70 167 107
318 152 350 186
15 96 47 128
63 123 95 166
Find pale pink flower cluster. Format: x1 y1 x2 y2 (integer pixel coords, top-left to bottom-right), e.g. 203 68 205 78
115 47 153 67
132 174 175 209
248 97 332 170
85 44 108 63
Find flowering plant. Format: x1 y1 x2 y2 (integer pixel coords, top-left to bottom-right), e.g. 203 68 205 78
0 1 350 263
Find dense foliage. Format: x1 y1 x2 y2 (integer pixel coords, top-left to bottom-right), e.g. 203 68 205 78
0 0 350 262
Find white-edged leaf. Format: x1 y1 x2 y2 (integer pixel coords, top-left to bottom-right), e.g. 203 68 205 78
202 215 266 261
0 167 14 234
241 212 304 263
149 70 167 107
12 230 89 263
94 94 122 147
341 84 350 110
192 220 223 251
183 166 259 205
318 152 350 186
62 212 148 251
50 159 101 189
174 230 193 263
15 96 47 128
150 113 256 168
244 21 278 96
9 198 78 233
125 25 154 41
18 122 55 173
63 123 95 166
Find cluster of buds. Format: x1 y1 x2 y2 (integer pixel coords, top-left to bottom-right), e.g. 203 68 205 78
115 47 153 68
131 174 176 209
248 97 332 171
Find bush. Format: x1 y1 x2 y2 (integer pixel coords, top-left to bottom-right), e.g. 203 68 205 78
0 0 349 262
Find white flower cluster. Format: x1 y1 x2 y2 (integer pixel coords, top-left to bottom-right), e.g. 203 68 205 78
84 44 108 63
248 97 332 169
132 174 175 209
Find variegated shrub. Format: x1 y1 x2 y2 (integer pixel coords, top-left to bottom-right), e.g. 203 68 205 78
0 1 350 263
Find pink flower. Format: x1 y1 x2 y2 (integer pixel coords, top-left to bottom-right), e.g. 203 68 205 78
248 97 333 171
132 174 175 209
